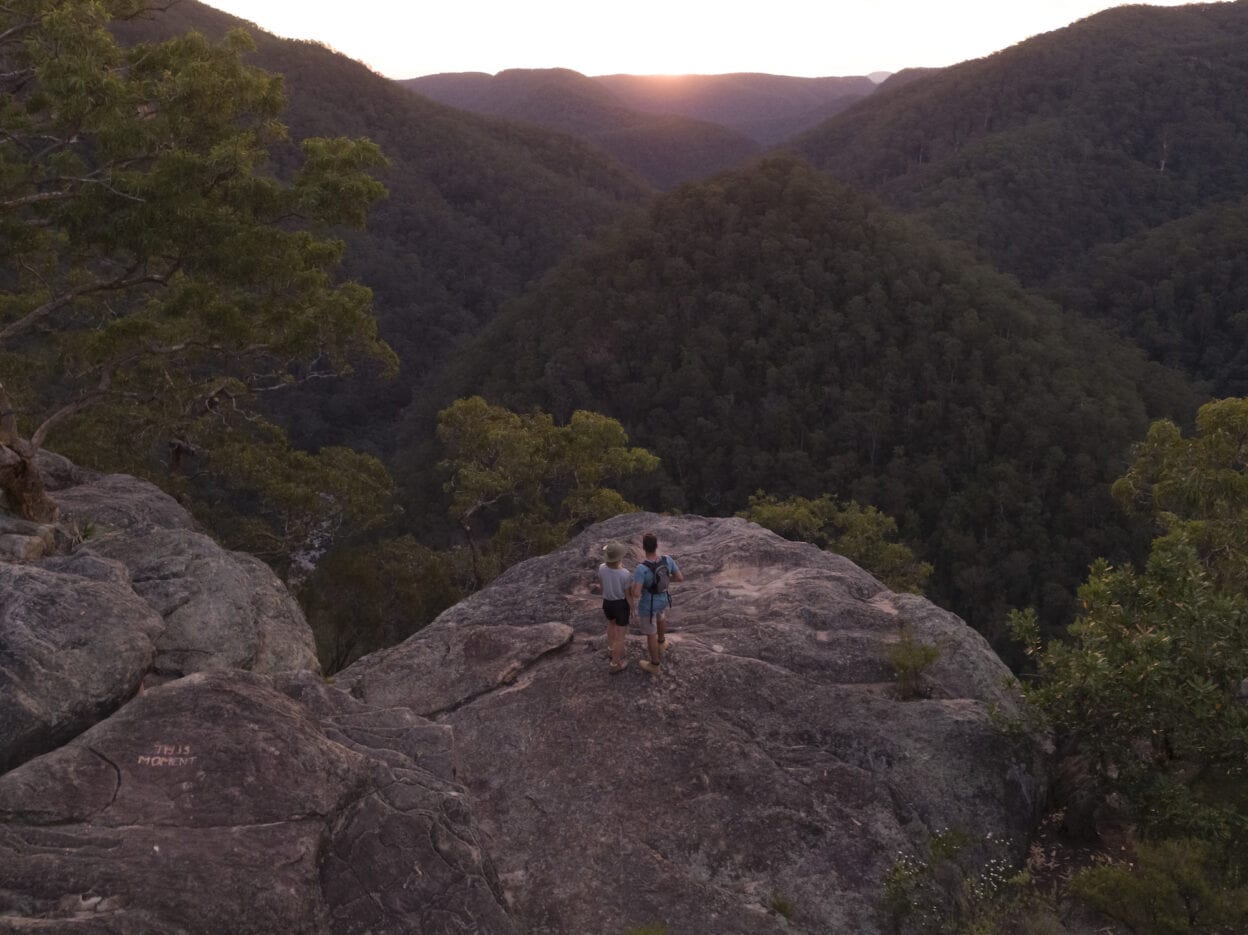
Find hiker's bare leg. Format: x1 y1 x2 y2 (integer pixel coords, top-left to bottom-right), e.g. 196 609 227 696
656 609 667 644
608 622 624 665
646 633 661 665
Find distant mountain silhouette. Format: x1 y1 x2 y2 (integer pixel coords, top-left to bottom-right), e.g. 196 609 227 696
872 67 942 93
402 68 763 189
594 72 877 144
402 70 881 187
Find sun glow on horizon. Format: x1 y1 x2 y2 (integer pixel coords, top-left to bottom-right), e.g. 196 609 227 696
205 0 1216 80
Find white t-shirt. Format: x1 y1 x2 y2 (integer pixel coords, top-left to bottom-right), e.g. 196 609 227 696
598 564 632 601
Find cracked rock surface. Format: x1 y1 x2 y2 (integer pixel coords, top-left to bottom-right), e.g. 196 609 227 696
1 453 515 933
0 560 162 775
0 453 319 775
0 671 516 934
338 513 1053 935
1 450 1051 934
51 453 320 681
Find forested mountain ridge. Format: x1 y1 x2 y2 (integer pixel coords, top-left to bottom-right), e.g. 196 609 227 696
115 2 653 452
428 156 1198 642
871 67 942 94
400 68 763 189
789 0 1248 289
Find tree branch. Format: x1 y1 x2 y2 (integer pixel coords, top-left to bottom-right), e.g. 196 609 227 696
0 263 177 348
0 190 75 210
1 173 148 212
29 394 104 450
28 355 121 449
0 19 35 46
115 1 181 22
250 370 341 392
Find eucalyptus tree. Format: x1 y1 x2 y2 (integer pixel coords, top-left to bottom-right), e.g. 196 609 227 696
0 1 395 562
437 396 659 588
1015 398 1248 837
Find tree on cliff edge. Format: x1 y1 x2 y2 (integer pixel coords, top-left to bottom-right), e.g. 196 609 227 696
1015 398 1248 839
0 0 395 528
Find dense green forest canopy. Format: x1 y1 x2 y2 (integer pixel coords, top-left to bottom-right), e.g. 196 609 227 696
427 156 1198 641
1010 399 1248 923
790 1 1248 289
1052 195 1248 398
114 1 653 453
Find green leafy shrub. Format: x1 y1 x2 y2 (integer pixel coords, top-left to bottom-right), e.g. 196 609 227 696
1072 838 1248 934
769 892 794 919
1014 399 1248 837
888 627 942 700
740 492 931 594
438 396 658 588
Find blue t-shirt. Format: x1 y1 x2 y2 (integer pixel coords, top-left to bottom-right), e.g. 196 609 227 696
633 556 679 616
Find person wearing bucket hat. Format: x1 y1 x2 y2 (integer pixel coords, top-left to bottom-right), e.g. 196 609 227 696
597 540 632 673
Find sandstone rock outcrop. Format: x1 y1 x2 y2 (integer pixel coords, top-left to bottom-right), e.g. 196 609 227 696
43 451 319 679
1 455 516 933
340 513 1051 934
1 455 1051 934
0 454 319 774
83 527 318 678
0 558 162 775
0 671 516 933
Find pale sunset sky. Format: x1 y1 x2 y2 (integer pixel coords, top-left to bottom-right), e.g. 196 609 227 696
204 0 1215 78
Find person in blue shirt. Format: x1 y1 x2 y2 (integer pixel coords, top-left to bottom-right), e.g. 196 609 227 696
629 531 683 675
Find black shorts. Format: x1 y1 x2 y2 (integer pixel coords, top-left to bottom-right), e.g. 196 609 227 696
602 598 630 626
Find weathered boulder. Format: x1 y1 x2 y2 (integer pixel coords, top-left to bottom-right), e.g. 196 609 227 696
53 473 196 534
33 450 99 492
46 461 318 678
0 533 45 562
0 671 516 934
82 528 319 678
340 513 1052 935
0 558 162 774
0 454 318 775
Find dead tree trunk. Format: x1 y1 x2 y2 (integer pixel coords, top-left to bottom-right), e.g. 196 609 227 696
0 383 59 523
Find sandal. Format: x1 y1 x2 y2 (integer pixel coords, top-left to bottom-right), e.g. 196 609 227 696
608 660 627 674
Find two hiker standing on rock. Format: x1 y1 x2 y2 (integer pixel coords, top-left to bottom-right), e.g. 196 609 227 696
597 532 683 676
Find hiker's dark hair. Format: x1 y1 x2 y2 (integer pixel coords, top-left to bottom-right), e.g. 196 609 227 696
642 532 658 553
